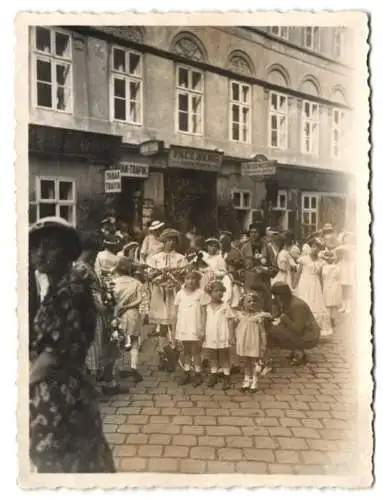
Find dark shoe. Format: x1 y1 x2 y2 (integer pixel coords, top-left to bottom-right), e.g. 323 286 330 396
158 353 168 371
222 375 231 390
179 371 191 386
118 369 131 379
291 352 308 366
102 384 130 396
202 359 209 370
207 373 218 388
192 372 203 387
230 365 241 375
131 369 143 383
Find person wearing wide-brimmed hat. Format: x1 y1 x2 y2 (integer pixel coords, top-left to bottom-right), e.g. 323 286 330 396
146 228 188 370
28 217 115 473
140 220 165 263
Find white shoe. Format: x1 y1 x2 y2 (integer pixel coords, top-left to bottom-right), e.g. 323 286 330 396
249 376 258 392
240 378 250 392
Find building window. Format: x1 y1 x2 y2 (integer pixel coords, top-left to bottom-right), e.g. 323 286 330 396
270 26 289 39
275 189 287 210
333 29 343 59
176 65 204 135
303 27 320 51
230 81 251 143
231 190 251 210
302 101 319 155
31 177 76 225
111 46 143 124
332 108 344 158
301 193 318 235
32 27 72 112
269 92 288 149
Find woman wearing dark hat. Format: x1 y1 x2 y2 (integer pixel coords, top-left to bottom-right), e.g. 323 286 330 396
29 217 115 472
269 282 321 366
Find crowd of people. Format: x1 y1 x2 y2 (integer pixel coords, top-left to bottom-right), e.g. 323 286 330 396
28 214 355 472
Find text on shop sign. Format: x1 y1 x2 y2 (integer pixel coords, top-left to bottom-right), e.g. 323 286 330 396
104 169 122 193
168 146 222 171
119 163 150 178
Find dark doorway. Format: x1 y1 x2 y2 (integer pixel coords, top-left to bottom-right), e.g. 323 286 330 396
114 178 144 231
164 169 217 236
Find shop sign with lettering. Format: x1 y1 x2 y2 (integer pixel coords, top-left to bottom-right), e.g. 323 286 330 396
168 146 223 172
241 155 277 178
139 140 164 157
104 169 122 193
119 162 150 178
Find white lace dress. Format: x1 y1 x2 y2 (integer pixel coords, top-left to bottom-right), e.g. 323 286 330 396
294 255 332 337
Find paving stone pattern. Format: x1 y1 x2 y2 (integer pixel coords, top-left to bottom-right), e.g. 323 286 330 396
100 319 359 475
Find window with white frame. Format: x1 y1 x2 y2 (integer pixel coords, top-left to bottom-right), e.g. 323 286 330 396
32 27 72 112
176 65 204 135
270 26 289 39
111 46 143 124
230 81 251 143
31 177 76 225
269 92 288 149
302 101 319 155
303 27 320 51
301 193 318 235
333 28 343 59
332 108 344 158
231 190 251 210
275 189 287 210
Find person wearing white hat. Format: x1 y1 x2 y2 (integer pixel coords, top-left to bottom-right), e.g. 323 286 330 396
140 220 165 264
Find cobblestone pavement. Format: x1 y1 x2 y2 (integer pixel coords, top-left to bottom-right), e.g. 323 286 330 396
100 319 359 475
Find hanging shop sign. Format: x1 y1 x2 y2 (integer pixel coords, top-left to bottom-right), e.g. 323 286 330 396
104 169 122 193
168 146 223 172
119 162 150 178
241 154 277 178
139 140 164 157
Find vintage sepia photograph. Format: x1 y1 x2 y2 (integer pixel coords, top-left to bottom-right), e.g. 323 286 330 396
16 11 371 488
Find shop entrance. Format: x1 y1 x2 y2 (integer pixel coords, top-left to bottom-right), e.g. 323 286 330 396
114 178 144 231
164 169 217 236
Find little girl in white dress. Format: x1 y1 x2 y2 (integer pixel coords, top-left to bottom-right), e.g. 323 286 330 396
236 292 272 392
173 271 205 387
293 238 332 338
203 280 235 390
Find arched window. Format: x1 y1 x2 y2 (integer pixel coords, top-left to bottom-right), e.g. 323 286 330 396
172 34 206 62
300 76 321 97
228 52 253 76
267 67 290 88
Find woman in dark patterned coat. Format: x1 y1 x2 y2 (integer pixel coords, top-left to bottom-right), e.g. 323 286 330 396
29 217 115 473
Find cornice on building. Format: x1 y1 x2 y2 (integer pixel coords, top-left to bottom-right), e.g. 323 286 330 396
67 25 352 111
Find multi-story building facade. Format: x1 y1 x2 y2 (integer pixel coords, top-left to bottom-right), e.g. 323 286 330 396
28 25 355 237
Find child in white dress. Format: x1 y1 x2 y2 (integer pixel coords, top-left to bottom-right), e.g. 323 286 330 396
236 292 272 392
173 271 205 387
113 257 144 382
322 250 342 330
293 238 332 338
203 280 235 390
